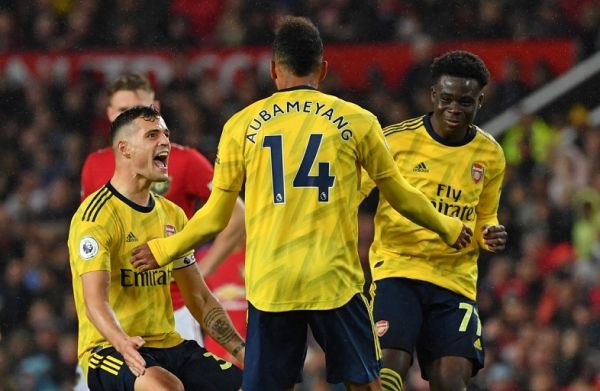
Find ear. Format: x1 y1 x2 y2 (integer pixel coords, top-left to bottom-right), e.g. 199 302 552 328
478 93 484 109
152 100 161 111
319 61 328 81
107 105 117 122
270 60 277 81
118 140 131 159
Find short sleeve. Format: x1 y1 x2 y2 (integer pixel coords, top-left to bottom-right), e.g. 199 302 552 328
70 221 112 276
357 117 397 181
212 114 246 192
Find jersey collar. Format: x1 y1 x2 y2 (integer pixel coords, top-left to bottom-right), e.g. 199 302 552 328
106 182 155 213
276 85 318 93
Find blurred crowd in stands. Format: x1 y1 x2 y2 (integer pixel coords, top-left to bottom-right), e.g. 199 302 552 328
0 0 598 59
0 1 599 390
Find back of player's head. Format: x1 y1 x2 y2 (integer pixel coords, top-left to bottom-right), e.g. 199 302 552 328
110 105 161 143
106 73 154 99
430 51 490 88
273 16 323 77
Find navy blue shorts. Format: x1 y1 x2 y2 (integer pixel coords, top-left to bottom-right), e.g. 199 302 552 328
86 340 242 391
373 278 484 379
242 293 381 391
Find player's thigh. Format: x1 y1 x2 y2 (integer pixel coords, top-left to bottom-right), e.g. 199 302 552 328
309 293 381 385
173 305 203 344
134 366 183 391
86 347 160 391
242 302 308 391
169 340 241 391
417 287 484 379
373 277 423 353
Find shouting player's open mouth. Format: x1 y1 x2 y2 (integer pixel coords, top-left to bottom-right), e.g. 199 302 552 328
153 150 169 173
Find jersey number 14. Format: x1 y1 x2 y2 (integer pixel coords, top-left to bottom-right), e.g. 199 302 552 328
263 134 335 204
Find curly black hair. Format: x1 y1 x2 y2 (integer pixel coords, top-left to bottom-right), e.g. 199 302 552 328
430 50 490 87
272 16 323 77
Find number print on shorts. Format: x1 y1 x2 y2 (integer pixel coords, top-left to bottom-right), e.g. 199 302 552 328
458 302 482 336
203 351 233 370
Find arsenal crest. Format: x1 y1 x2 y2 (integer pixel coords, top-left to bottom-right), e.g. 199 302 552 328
376 320 389 337
165 224 176 236
471 163 484 184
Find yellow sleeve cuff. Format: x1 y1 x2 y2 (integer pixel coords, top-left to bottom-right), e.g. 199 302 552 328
148 237 172 267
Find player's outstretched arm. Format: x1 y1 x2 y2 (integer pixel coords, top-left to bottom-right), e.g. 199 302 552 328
173 265 245 364
131 188 239 270
375 171 472 249
81 271 147 377
197 197 245 277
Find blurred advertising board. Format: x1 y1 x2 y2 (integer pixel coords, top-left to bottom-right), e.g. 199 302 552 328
0 40 575 91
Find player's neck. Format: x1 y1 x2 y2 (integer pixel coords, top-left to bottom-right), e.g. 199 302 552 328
274 73 320 90
110 171 152 207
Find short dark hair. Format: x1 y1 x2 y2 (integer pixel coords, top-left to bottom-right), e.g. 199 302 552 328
273 16 323 77
106 73 154 99
430 51 490 88
110 105 161 141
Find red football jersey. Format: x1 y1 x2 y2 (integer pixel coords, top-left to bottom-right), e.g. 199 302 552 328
81 143 215 309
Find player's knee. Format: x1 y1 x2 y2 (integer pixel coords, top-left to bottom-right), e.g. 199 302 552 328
345 379 382 391
135 367 184 391
429 357 471 391
144 379 184 391
380 367 403 391
381 349 411 379
430 376 467 391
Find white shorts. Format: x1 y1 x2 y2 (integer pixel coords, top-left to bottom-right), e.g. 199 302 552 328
174 305 204 345
74 364 89 391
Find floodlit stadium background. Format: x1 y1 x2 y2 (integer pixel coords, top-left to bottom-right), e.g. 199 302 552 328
0 1 599 390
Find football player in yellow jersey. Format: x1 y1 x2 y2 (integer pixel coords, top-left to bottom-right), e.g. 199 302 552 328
361 51 507 391
68 106 244 391
131 17 471 391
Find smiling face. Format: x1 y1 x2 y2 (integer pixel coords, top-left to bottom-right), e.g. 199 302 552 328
118 115 170 183
430 75 484 141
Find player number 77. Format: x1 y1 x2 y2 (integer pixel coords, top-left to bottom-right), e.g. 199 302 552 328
458 302 482 336
263 134 335 204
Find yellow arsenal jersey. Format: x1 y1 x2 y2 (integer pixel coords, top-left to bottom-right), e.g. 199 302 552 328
68 183 195 376
213 86 398 311
362 115 505 300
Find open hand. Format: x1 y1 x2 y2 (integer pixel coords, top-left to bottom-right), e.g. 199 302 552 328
452 224 473 250
116 335 146 377
482 224 507 252
131 244 160 271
